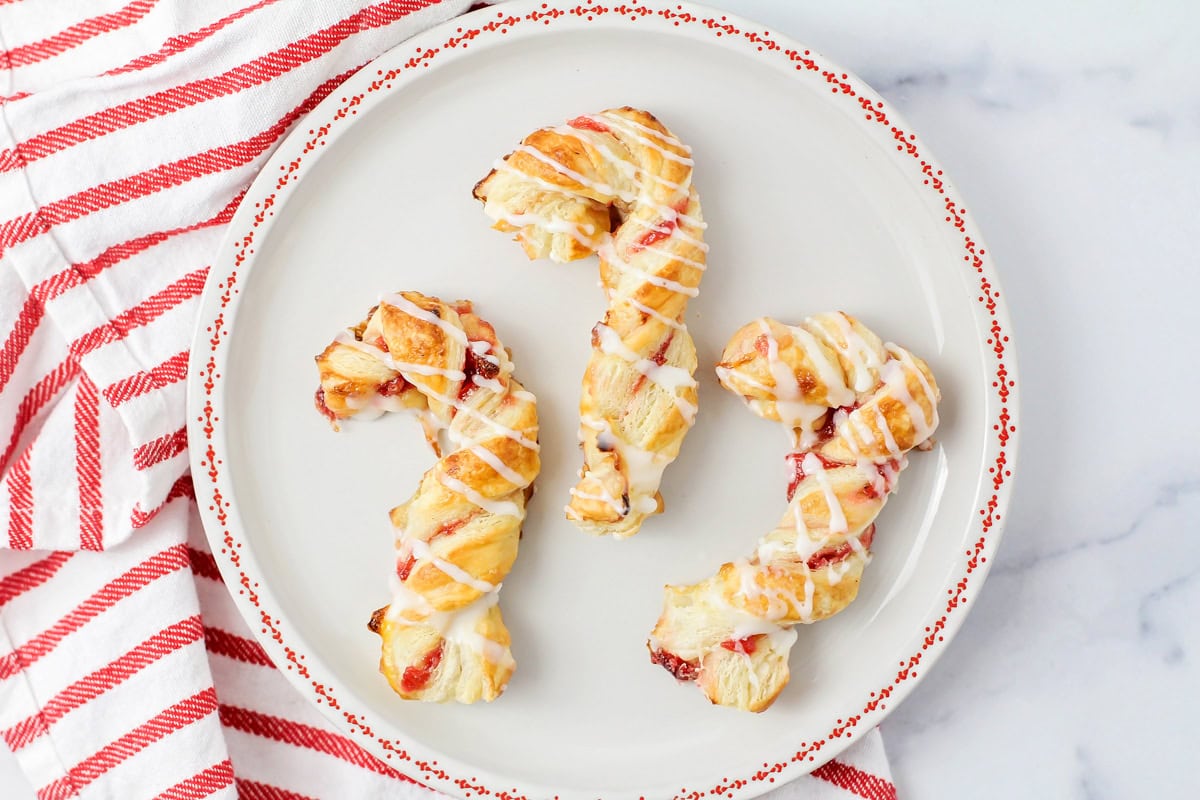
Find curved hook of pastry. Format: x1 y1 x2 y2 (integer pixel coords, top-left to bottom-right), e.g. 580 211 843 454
473 107 706 538
314 292 540 703
647 313 940 712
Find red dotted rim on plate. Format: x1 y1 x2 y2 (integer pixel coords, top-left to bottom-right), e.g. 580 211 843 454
195 3 1015 799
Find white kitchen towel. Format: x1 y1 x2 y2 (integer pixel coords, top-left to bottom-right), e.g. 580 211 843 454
0 1 899 797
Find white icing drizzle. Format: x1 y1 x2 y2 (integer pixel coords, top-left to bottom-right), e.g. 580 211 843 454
872 404 902 458
387 567 434 618
438 473 521 518
631 233 708 271
724 601 797 653
879 354 934 444
847 412 876 457
460 438 526 486
757 321 827 441
514 144 621 197
471 375 506 394
644 171 686 191
440 591 511 665
673 395 699 425
735 558 816 624
568 486 626 515
389 588 510 666
604 250 700 297
405 536 497 595
646 202 706 231
787 325 855 408
424 385 540 452
595 323 697 393
334 331 466 380
594 324 697 425
344 393 410 417
825 559 853 586
496 211 597 247
582 414 671 515
382 293 468 345
489 159 609 203
887 344 940 437
595 113 695 165
553 124 640 181
827 312 883 391
622 296 687 330
716 365 770 394
596 112 691 147
801 454 848 535
627 213 709 252
790 496 810 540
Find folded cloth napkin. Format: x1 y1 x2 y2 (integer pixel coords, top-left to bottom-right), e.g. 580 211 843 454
0 1 900 797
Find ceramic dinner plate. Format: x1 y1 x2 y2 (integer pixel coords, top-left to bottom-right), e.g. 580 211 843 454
187 2 1018 798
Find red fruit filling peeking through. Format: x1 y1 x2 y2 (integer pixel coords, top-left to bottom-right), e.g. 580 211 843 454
719 634 763 656
629 198 690 252
650 648 700 682
378 375 409 397
314 388 336 422
457 340 502 401
785 452 843 502
396 554 416 582
567 115 610 133
630 333 675 394
805 524 876 570
401 642 445 693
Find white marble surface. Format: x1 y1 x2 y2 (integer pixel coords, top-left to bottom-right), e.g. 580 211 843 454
3 1 1197 797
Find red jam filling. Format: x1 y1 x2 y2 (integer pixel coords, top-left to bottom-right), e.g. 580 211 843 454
314 388 336 422
876 459 904 492
632 219 677 251
816 404 859 444
378 375 408 397
458 339 502 401
719 634 763 656
754 334 771 357
567 115 609 133
400 641 445 693
785 452 844 502
629 199 689 252
374 336 389 352
650 649 699 682
396 554 416 582
857 482 880 501
630 333 675 394
431 516 469 542
806 524 875 570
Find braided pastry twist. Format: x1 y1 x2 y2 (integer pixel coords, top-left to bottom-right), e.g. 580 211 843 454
473 107 705 538
314 292 539 703
648 313 940 712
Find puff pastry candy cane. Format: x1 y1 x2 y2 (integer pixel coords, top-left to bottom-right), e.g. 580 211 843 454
648 313 940 712
473 108 705 538
314 292 539 703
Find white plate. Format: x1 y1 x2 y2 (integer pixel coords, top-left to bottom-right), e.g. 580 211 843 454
187 2 1018 798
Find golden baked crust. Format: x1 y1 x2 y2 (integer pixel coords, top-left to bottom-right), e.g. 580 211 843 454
315 292 539 703
648 313 940 712
474 108 705 538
